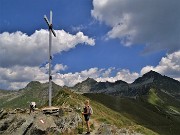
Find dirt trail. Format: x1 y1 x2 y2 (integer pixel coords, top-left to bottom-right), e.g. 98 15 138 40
79 118 101 135
90 119 101 134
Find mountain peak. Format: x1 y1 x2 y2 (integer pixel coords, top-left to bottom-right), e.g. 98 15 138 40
144 70 162 77
83 77 97 83
115 80 128 85
133 70 162 84
26 81 41 88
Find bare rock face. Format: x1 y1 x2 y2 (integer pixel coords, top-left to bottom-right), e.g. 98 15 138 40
0 108 81 135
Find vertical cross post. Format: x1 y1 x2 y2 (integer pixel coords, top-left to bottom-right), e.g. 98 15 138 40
44 11 56 107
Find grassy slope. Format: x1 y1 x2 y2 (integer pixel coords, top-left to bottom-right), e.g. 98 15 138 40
0 82 62 109
52 88 157 135
84 91 180 135
146 89 180 113
0 90 22 108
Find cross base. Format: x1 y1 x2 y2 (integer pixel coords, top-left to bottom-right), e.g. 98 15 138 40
42 106 59 114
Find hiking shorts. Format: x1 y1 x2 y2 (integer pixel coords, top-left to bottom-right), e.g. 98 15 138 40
84 114 90 121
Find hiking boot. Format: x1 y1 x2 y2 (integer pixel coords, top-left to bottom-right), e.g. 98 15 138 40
86 132 90 134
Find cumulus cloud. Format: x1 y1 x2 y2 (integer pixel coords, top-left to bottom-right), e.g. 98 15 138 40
52 68 139 87
53 51 180 88
52 67 138 86
96 69 139 83
0 63 68 90
52 64 68 74
55 68 100 86
1 49 180 90
0 65 48 89
0 26 179 89
92 0 180 53
0 63 140 90
141 50 180 81
0 29 95 89
53 68 102 87
0 29 95 68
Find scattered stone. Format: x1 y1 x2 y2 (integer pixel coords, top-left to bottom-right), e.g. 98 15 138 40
63 107 73 112
0 109 3 114
96 123 143 135
0 110 8 120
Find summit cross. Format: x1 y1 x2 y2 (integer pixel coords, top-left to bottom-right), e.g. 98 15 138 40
44 11 56 107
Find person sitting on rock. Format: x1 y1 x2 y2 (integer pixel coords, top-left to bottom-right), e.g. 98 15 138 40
82 100 93 134
29 102 36 114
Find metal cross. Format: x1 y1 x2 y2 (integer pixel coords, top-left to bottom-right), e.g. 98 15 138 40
44 11 56 107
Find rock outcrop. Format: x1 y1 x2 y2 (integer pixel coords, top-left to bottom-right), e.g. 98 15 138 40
0 107 81 135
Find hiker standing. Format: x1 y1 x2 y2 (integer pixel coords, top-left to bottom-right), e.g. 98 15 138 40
82 100 93 134
29 102 36 114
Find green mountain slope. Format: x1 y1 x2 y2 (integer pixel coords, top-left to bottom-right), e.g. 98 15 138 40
52 88 157 135
0 81 63 109
84 91 180 135
146 88 180 114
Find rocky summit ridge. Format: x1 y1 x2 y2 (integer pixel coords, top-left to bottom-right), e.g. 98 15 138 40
71 70 180 100
0 107 81 135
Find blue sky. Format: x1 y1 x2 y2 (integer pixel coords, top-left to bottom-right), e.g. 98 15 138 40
0 0 180 89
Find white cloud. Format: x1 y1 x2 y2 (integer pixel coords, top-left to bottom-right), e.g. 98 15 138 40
0 64 140 90
96 69 139 83
0 65 47 90
92 0 180 53
0 29 95 68
71 25 87 32
53 68 102 87
0 29 95 90
102 67 115 78
53 68 139 87
1 49 180 90
0 66 102 89
0 28 179 90
52 64 68 74
52 51 180 88
141 50 180 81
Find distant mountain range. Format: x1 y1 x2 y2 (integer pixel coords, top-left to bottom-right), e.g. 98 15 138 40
0 70 180 135
0 70 180 109
71 70 180 100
